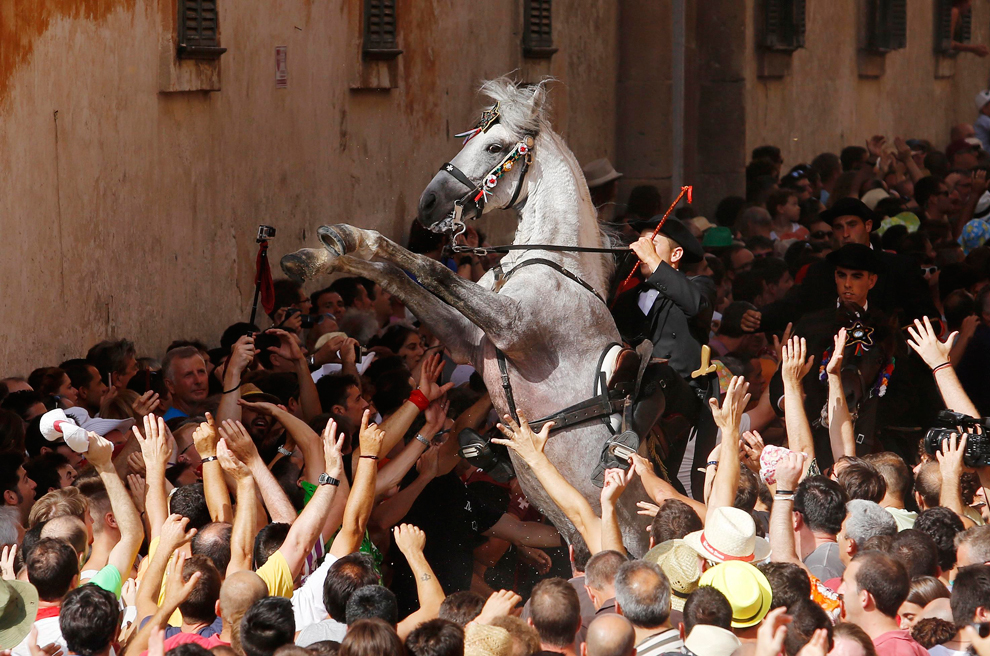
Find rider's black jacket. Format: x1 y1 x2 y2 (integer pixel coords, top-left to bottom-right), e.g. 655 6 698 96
611 262 716 384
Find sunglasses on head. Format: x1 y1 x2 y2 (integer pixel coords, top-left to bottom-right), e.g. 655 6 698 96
921 265 939 277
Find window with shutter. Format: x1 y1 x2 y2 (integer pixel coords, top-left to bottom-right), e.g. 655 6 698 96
869 0 907 52
524 0 557 58
762 0 806 51
934 0 970 53
177 0 226 59
363 0 402 60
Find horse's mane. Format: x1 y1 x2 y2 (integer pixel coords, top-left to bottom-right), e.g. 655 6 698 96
478 77 551 138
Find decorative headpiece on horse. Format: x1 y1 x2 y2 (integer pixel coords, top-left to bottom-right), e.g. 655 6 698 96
439 101 537 233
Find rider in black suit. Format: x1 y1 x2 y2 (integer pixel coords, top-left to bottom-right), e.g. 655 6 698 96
799 197 937 325
611 218 717 498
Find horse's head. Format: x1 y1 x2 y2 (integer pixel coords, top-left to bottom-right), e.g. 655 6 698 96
418 78 549 233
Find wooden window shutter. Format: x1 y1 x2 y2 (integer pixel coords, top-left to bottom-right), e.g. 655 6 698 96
763 0 805 51
363 0 402 59
935 0 954 53
177 0 226 59
524 0 557 58
870 0 907 52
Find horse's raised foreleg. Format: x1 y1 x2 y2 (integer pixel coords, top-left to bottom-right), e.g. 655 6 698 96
281 247 482 364
318 224 528 354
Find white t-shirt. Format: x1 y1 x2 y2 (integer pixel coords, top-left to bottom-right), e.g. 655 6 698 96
291 552 339 632
928 645 968 656
13 617 63 656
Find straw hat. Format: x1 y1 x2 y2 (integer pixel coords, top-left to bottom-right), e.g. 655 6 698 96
683 507 770 564
464 623 511 656
684 624 741 656
643 539 702 611
699 561 773 629
0 578 38 649
582 158 623 188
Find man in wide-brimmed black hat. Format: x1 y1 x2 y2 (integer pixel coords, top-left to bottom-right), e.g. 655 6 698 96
798 197 936 323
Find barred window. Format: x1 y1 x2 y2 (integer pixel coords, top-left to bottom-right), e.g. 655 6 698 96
762 0 806 52
177 0 226 59
363 0 402 60
935 0 971 54
523 0 557 58
868 0 907 52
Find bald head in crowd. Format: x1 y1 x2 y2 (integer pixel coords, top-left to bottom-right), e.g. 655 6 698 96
221 570 269 651
40 515 88 556
582 615 635 656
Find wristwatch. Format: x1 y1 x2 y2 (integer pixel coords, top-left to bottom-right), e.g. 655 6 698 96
318 473 340 487
307 354 317 367
277 446 293 457
414 433 431 448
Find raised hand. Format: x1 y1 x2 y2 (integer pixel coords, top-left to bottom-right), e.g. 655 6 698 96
192 413 220 459
475 589 523 625
754 607 791 656
423 396 450 431
781 336 814 386
127 452 146 477
518 546 552 575
741 430 766 473
356 411 385 460
417 353 454 402
217 419 260 465
772 322 794 365
133 414 173 470
217 439 251 481
266 328 304 363
492 410 553 467
866 135 886 159
826 328 847 377
775 451 807 492
393 524 427 556
127 474 147 513
322 417 346 478
637 501 661 517
741 309 762 334
228 335 257 375
163 551 201 610
86 432 115 470
159 513 197 552
0 545 17 580
132 390 161 418
236 399 283 416
907 316 955 370
601 467 634 506
630 237 663 274
415 445 441 479
708 376 751 434
936 432 969 482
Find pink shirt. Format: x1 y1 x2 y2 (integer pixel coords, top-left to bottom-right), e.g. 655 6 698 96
873 630 928 656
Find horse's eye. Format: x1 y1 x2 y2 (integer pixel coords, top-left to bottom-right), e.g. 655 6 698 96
486 143 503 154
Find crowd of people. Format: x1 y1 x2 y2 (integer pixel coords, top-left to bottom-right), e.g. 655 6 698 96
4 103 990 656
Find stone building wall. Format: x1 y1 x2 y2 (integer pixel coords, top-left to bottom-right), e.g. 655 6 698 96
0 0 619 373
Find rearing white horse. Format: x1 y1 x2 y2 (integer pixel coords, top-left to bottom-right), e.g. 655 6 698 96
282 78 653 555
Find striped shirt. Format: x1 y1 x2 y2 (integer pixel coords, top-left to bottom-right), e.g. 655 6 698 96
635 629 683 656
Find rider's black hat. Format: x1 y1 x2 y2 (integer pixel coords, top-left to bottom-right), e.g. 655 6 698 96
819 197 880 230
635 217 705 263
826 243 883 273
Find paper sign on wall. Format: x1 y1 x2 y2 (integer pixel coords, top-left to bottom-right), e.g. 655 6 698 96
276 46 288 88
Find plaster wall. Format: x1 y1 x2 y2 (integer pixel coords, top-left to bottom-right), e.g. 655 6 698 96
0 0 619 373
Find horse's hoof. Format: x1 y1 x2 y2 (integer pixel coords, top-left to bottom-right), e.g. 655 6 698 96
318 225 352 258
280 248 332 282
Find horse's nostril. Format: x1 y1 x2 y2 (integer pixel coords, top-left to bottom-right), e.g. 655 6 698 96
420 191 438 213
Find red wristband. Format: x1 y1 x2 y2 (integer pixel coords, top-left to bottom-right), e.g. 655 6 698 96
409 389 430 412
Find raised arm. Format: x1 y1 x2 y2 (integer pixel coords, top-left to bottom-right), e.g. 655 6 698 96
372 447 440 532
628 453 709 520
192 414 233 523
937 432 975 527
87 432 144 582
135 514 197 623
394 524 445 640
277 418 346 578
825 329 857 462
216 438 258 575
376 398 447 495
768 451 810 570
220 419 298 523
600 468 633 555
132 414 172 541
264 328 324 422
238 399 325 484
216 335 256 424
781 336 817 470
484 513 561 549
330 411 384 557
908 317 979 418
491 411 602 553
707 376 751 511
127 550 201 656
893 137 924 183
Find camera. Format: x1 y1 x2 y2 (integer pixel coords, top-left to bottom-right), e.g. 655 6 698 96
257 225 277 242
923 410 990 467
